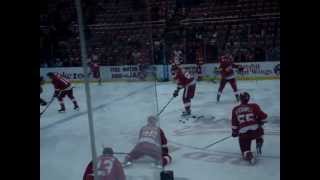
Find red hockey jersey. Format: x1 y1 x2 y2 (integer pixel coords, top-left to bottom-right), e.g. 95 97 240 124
218 55 241 80
96 155 125 180
172 66 195 88
83 155 126 180
50 74 72 91
90 63 100 73
231 103 268 134
83 161 93 180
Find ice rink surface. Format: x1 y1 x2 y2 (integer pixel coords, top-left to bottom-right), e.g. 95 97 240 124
40 80 280 180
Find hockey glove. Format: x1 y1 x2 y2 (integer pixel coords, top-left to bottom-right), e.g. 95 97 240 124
53 90 60 98
232 130 238 137
40 99 47 106
173 89 179 97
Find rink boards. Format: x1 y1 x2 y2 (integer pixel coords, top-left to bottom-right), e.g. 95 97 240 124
40 61 280 82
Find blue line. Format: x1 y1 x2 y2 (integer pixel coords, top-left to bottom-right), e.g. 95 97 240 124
40 84 155 131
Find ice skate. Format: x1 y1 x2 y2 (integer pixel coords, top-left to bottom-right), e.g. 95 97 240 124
181 110 191 117
122 160 132 168
216 94 221 103
244 151 256 165
58 108 66 113
58 105 66 113
74 105 80 111
249 156 257 165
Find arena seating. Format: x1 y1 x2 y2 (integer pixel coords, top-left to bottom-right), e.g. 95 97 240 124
40 0 280 67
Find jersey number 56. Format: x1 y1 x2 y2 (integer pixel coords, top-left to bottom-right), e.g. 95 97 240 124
237 113 255 124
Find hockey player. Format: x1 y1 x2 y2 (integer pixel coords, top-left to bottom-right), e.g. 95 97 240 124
196 45 204 81
123 115 172 168
40 76 47 106
231 92 267 164
216 53 243 102
46 72 79 112
88 61 102 85
171 60 196 116
83 147 126 180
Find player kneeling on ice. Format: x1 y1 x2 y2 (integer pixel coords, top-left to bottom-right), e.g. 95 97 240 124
83 147 126 180
171 61 196 116
231 92 267 164
123 115 172 168
216 53 244 102
46 72 79 112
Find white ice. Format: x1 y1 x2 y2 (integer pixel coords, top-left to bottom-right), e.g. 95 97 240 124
40 80 280 180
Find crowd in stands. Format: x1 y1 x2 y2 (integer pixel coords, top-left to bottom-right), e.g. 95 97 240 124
40 0 280 68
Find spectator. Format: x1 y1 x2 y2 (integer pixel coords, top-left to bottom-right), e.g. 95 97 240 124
132 49 141 65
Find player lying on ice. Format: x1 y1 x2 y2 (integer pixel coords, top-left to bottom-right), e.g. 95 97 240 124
123 115 172 168
231 92 267 164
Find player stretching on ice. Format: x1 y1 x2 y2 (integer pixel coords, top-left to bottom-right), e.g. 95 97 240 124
171 60 196 116
46 72 79 112
216 53 243 102
231 92 267 164
88 61 102 85
83 147 126 180
123 115 172 168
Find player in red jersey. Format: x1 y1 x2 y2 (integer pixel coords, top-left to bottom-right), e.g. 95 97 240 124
231 92 267 164
171 60 196 116
217 53 243 102
88 61 102 85
83 147 126 180
46 72 79 112
123 116 172 168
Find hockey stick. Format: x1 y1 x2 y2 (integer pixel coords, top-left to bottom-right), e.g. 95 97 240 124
156 96 175 117
40 91 62 116
203 135 232 149
101 144 130 155
40 96 55 116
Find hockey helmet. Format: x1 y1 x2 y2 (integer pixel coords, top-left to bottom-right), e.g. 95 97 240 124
46 72 55 78
102 147 114 155
239 92 250 104
147 115 158 125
